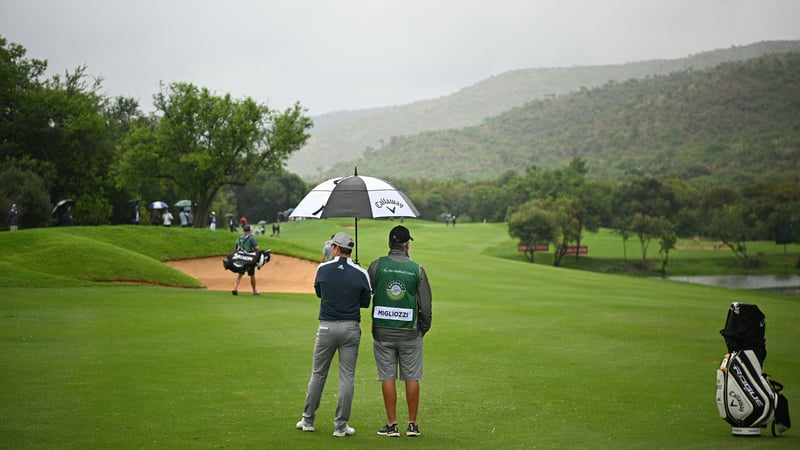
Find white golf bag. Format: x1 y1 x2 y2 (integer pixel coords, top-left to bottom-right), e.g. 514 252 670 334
716 302 790 436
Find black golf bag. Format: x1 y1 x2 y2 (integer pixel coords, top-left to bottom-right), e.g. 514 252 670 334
222 249 271 274
715 302 791 436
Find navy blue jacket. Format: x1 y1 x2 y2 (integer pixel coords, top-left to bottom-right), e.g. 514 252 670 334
314 256 372 321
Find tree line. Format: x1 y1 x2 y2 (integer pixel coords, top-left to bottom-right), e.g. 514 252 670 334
0 36 312 230
392 158 800 271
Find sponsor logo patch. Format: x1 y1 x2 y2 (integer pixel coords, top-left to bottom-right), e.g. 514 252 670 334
386 280 406 300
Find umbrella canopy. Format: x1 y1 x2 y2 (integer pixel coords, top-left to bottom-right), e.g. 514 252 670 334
290 175 419 220
257 220 267 225
52 199 75 216
290 170 420 262
148 201 169 210
174 199 192 207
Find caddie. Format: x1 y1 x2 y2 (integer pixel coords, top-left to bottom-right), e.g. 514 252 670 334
368 225 432 437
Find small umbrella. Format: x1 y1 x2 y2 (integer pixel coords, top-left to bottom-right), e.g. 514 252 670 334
52 199 75 216
175 199 192 207
290 169 420 262
148 201 169 210
224 213 235 218
257 220 267 225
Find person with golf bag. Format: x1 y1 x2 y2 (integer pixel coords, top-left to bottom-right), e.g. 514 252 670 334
223 224 269 296
715 302 791 436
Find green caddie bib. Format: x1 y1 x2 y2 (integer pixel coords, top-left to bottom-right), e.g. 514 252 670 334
372 256 420 330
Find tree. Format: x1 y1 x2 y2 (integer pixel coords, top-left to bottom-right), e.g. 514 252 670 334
612 177 677 268
508 201 558 263
547 197 582 267
235 169 308 224
657 224 677 273
470 184 505 222
42 68 118 225
117 82 313 227
709 203 758 267
1 36 122 225
0 36 47 155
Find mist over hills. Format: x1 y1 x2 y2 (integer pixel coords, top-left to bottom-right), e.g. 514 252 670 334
287 40 800 182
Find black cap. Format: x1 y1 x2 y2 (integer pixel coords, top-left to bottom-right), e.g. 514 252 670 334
389 225 413 244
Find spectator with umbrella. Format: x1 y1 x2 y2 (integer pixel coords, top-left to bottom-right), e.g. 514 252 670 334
148 201 168 225
52 199 75 226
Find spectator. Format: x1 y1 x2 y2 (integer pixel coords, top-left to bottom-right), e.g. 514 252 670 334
61 205 74 226
162 209 173 227
8 203 19 231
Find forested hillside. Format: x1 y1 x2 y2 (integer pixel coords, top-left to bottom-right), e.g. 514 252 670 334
323 52 800 184
288 40 800 179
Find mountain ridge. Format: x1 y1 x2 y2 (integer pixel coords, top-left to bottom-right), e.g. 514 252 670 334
287 40 800 180
323 51 800 183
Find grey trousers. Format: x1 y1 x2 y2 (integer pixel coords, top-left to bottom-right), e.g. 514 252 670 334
302 320 361 429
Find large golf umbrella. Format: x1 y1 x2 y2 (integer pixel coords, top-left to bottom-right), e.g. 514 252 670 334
174 199 192 207
52 199 75 216
290 169 419 262
148 201 169 210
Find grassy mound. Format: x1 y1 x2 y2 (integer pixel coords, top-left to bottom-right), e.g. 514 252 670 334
0 225 319 288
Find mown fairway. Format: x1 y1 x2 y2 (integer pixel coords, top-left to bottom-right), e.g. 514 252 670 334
1 221 798 449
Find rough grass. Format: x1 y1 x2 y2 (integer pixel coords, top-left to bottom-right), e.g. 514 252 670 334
1 221 798 449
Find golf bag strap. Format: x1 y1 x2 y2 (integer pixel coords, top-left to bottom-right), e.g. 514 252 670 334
765 374 791 436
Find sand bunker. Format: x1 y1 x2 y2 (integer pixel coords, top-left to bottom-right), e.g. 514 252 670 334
165 254 317 293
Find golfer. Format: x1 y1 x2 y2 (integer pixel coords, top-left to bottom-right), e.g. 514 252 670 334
296 232 372 437
368 225 432 437
232 224 260 295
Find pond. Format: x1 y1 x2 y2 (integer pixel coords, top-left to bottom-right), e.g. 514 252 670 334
665 274 800 296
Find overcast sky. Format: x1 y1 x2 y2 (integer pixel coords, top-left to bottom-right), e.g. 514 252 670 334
2 0 798 116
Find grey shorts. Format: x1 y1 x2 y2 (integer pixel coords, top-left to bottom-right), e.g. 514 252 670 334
373 336 423 382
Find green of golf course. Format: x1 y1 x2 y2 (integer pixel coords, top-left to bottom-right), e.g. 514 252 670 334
1 220 797 449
